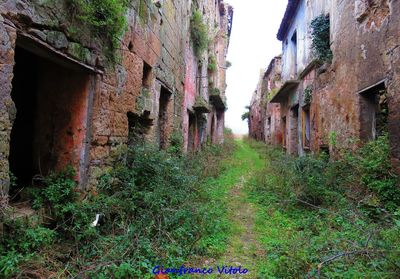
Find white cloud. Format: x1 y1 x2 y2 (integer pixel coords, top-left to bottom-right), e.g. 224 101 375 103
224 1 287 134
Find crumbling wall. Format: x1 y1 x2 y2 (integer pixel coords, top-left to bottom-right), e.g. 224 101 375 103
0 0 233 195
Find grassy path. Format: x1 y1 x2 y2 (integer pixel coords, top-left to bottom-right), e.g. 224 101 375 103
196 140 266 278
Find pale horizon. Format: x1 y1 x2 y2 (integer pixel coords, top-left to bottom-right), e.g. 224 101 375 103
224 1 287 135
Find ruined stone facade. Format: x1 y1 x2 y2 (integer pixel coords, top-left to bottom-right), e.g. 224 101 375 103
249 0 399 173
249 57 283 144
0 0 233 196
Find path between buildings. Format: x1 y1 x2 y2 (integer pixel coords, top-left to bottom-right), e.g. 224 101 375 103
210 140 266 278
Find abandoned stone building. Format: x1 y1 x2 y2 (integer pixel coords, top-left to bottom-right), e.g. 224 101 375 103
249 0 400 174
249 57 282 145
0 0 233 199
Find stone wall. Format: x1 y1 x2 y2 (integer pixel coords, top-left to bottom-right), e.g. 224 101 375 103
0 0 233 195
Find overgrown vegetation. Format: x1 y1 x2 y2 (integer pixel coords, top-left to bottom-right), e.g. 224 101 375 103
310 14 333 63
190 10 209 58
248 136 400 277
0 132 236 278
207 55 217 72
303 85 313 105
209 87 220 96
67 0 130 64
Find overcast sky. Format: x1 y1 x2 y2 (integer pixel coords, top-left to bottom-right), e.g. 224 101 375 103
224 1 287 135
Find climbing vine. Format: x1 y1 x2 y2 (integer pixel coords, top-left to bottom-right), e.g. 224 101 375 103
190 10 209 58
310 14 333 63
67 0 130 64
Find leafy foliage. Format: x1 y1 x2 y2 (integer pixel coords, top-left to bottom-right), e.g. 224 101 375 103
209 87 220 96
190 10 209 58
310 14 333 63
241 112 249 121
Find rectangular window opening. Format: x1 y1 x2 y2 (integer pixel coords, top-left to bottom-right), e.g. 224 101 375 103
359 81 388 141
158 86 172 149
302 106 311 149
142 62 152 88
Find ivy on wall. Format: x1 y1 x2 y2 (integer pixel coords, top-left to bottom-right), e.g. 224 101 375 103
310 14 333 63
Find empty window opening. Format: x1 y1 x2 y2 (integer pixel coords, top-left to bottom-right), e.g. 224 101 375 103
290 105 299 154
142 62 152 88
320 144 329 157
216 110 224 142
291 31 298 76
127 111 153 146
359 81 388 141
198 116 207 147
158 86 172 149
9 46 91 200
188 112 196 151
210 114 216 143
302 106 311 149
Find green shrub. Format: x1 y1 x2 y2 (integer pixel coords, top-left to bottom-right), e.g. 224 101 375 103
190 10 208 58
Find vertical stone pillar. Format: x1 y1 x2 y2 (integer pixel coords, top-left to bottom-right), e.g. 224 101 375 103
0 18 16 195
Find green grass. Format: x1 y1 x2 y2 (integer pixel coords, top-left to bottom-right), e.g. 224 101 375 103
198 140 264 256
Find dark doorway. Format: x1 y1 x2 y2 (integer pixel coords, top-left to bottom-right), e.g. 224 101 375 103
9 45 91 197
9 47 38 188
188 111 196 151
158 86 172 149
127 111 153 146
210 114 216 144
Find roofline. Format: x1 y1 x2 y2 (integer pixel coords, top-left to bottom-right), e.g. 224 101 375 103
277 0 301 41
264 56 282 78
